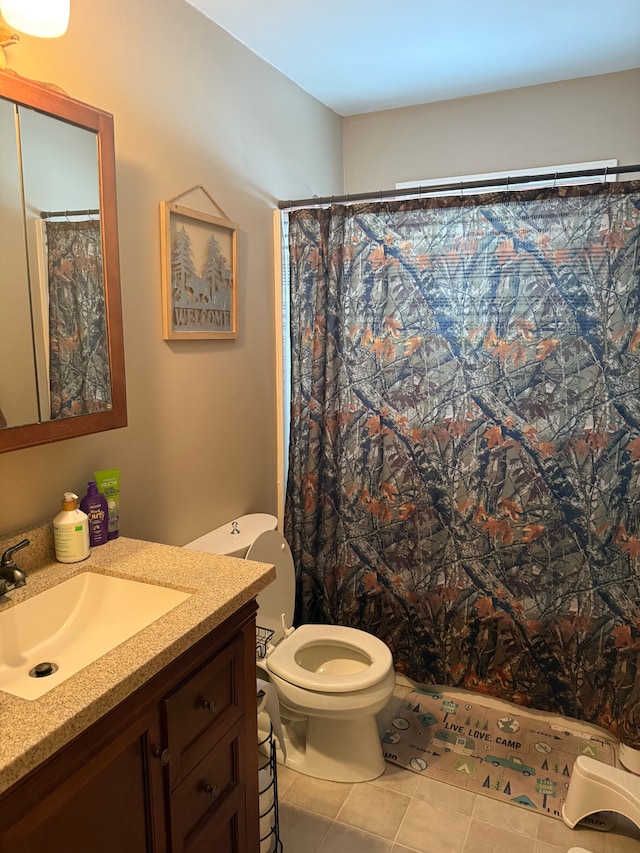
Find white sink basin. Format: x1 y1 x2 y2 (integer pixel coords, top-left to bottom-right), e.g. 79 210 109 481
0 572 191 700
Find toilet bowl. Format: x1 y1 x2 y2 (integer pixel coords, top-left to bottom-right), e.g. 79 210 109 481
185 514 395 782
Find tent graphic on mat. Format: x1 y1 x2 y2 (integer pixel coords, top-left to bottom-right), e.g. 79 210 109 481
511 795 537 809
417 712 438 727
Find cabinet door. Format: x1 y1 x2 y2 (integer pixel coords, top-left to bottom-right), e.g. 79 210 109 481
0 708 166 853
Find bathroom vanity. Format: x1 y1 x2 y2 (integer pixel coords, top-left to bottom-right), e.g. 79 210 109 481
0 534 275 852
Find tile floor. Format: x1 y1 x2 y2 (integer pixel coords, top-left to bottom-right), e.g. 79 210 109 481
274 683 640 853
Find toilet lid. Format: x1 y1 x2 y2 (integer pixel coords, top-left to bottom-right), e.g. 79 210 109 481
266 623 393 693
185 513 277 556
248 530 296 644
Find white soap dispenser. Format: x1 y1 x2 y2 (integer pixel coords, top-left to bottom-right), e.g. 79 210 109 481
53 492 90 563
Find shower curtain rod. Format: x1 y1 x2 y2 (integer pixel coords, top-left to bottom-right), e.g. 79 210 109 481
278 163 640 211
40 208 100 219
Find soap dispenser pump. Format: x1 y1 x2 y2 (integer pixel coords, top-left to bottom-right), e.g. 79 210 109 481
53 492 90 563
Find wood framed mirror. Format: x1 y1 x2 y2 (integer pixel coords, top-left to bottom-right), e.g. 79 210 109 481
0 72 126 452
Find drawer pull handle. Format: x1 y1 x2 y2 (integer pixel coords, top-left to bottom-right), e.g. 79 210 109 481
201 698 218 714
204 783 221 800
154 747 171 767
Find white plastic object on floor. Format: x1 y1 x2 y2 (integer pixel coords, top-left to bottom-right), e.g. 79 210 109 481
620 742 640 774
562 755 640 832
567 848 595 852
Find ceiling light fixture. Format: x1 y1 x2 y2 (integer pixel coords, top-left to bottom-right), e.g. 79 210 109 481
1 0 70 39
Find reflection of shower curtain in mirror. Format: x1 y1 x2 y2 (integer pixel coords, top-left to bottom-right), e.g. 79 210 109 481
46 219 111 419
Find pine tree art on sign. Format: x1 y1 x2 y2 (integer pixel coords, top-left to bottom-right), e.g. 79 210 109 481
161 202 238 340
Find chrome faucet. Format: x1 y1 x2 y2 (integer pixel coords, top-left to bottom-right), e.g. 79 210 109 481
0 538 30 597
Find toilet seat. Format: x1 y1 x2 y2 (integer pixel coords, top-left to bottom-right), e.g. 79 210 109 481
266 624 393 693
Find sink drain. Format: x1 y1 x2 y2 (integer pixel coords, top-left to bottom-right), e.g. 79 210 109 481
29 662 59 678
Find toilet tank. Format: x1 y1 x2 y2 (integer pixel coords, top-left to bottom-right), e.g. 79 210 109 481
184 513 278 558
184 513 295 647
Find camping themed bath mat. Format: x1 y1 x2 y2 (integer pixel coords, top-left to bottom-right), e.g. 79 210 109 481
382 688 617 826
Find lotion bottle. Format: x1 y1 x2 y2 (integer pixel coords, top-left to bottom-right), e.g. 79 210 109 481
53 492 90 563
80 481 109 547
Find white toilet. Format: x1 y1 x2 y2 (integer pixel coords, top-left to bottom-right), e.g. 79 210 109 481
185 513 396 783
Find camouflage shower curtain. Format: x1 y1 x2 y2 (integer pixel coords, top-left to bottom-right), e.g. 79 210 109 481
284 182 640 748
46 219 111 419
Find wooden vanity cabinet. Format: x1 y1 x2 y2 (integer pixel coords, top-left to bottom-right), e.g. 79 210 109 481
0 602 260 853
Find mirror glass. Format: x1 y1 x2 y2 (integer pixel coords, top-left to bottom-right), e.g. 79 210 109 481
0 74 126 452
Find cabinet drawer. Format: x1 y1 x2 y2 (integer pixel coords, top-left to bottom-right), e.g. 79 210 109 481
163 631 245 788
170 717 246 852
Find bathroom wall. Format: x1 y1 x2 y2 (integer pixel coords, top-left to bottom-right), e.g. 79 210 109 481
343 69 640 192
0 0 343 544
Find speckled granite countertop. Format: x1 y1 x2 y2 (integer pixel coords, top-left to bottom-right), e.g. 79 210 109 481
0 536 275 796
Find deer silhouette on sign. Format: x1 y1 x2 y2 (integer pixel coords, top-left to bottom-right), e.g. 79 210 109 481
171 225 232 322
